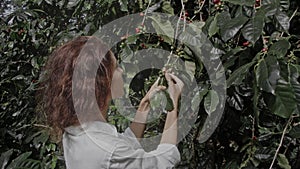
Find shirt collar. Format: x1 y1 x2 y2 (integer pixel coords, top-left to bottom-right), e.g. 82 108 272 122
64 121 118 137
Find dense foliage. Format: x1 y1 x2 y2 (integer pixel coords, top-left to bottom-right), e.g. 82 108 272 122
1 0 300 168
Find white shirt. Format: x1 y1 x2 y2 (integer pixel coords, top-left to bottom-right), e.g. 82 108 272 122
63 121 181 169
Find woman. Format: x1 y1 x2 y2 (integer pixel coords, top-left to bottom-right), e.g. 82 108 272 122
40 36 184 169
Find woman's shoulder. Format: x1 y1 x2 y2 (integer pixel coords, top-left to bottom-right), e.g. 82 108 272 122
63 121 121 153
64 121 118 136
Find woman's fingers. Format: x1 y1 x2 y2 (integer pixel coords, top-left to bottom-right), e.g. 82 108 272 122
150 77 167 91
165 72 183 88
165 72 172 83
145 77 166 100
168 73 184 88
151 77 160 88
156 85 166 91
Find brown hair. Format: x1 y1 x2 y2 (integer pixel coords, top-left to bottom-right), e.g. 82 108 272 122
38 36 115 141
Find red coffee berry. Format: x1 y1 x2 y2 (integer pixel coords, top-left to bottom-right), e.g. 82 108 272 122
135 28 140 33
213 0 220 4
18 29 24 35
159 36 164 42
141 43 146 49
185 11 189 17
243 41 250 47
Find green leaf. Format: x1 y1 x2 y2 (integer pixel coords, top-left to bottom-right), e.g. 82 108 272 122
67 0 81 8
218 12 248 42
126 35 138 44
208 15 218 37
290 64 300 114
11 75 25 80
119 0 128 12
261 0 280 16
204 90 219 115
6 152 32 169
186 21 205 35
256 59 271 92
150 91 167 111
254 153 271 160
242 10 265 44
120 45 134 63
227 62 255 86
253 77 260 124
222 47 245 68
162 1 174 15
202 16 215 35
277 154 291 169
268 39 291 58
150 15 174 44
275 11 290 31
185 61 196 80
33 130 49 146
217 11 231 31
280 0 290 10
191 87 208 112
255 55 280 93
44 0 52 5
223 0 255 6
288 125 300 138
271 79 296 118
0 149 14 169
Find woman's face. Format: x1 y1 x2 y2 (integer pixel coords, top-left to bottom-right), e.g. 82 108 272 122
111 56 124 99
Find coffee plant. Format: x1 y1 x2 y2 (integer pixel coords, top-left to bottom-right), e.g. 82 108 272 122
1 0 300 168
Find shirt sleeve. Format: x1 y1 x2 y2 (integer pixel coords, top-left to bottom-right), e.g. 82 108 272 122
119 127 142 150
109 142 181 169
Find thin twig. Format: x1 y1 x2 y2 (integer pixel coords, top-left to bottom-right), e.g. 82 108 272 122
280 7 298 37
142 0 152 25
15 123 51 131
251 115 255 139
269 116 293 169
199 0 206 21
181 0 186 32
33 124 51 128
174 8 184 43
294 122 300 127
289 7 298 22
167 0 185 66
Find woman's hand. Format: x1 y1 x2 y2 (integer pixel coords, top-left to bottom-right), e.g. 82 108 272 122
131 78 166 140
160 72 183 145
165 72 184 111
137 77 166 113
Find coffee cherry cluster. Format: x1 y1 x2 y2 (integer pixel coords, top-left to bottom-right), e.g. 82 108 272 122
255 0 261 8
135 13 147 34
242 41 250 47
135 24 145 34
213 0 220 4
213 0 224 11
158 36 164 42
18 29 25 35
176 48 185 57
119 42 126 48
140 43 147 49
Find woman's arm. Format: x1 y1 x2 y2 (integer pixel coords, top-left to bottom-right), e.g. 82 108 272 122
130 78 165 140
130 72 183 143
129 99 149 141
160 73 183 145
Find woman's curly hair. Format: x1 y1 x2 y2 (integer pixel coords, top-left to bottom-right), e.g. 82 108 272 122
38 36 115 141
